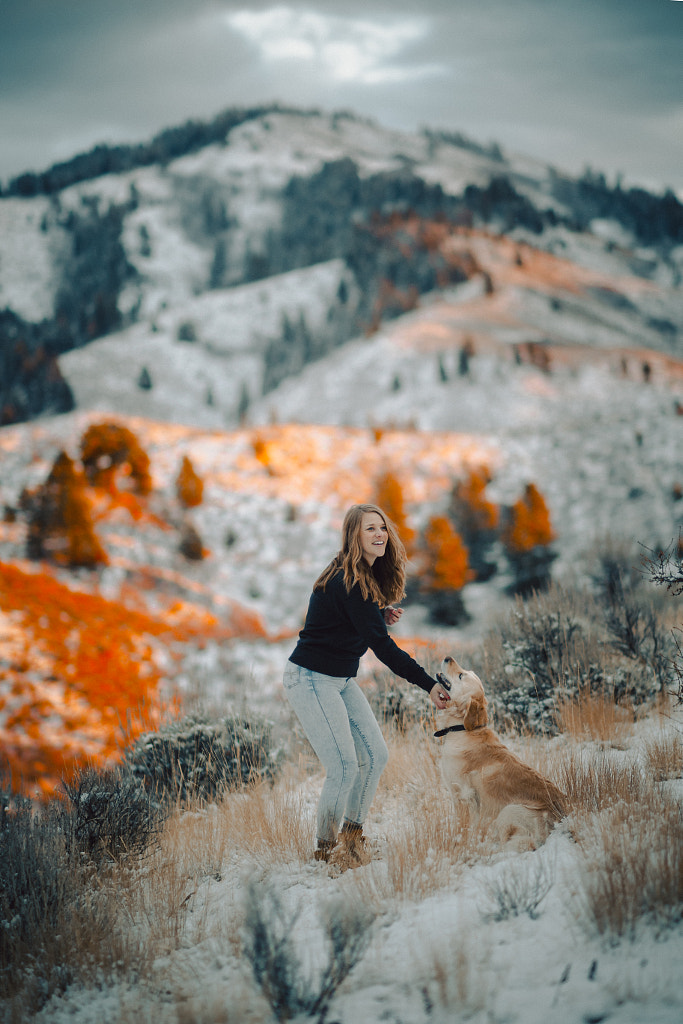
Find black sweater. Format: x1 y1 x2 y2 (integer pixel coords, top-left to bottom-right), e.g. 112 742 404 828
289 570 435 693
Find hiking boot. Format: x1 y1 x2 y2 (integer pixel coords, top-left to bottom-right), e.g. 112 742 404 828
313 838 336 863
329 821 372 871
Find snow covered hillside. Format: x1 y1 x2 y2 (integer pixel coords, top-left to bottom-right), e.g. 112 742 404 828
2 107 682 426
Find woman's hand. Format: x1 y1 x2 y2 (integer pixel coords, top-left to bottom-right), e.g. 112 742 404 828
384 606 403 626
430 681 451 709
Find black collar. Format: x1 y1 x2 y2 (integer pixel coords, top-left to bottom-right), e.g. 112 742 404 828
433 724 466 738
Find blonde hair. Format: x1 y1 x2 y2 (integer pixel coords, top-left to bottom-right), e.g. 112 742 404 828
314 503 406 606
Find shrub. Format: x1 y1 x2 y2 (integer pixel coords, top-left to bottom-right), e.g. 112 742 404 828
573 787 683 940
0 782 123 1006
368 675 431 731
126 713 280 804
176 454 204 508
242 882 374 1022
61 763 167 864
482 857 554 922
589 540 678 698
177 320 197 342
179 520 205 560
0 786 67 998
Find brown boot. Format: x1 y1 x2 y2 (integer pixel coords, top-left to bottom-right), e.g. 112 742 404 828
329 821 372 871
313 838 336 863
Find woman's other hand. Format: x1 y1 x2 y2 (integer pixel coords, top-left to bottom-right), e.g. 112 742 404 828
430 682 451 709
384 606 403 626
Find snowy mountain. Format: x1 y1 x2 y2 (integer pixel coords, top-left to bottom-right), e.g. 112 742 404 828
1 106 682 427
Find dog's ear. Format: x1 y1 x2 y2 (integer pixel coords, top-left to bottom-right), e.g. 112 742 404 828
464 693 488 731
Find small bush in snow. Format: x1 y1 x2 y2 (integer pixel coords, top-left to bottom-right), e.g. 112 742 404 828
0 781 124 1005
589 541 677 699
242 881 374 1022
126 712 280 804
62 763 166 864
482 857 554 921
178 519 205 560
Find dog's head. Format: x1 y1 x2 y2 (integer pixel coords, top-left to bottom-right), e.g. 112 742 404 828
437 656 488 730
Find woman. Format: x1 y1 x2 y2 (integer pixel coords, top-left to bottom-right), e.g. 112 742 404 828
283 503 451 867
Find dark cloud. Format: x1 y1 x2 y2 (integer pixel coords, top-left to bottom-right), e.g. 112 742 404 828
1 0 681 189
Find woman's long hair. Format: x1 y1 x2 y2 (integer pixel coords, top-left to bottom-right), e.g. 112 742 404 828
314 504 406 606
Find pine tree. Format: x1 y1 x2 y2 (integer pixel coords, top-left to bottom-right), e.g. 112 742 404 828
450 467 500 581
25 451 108 568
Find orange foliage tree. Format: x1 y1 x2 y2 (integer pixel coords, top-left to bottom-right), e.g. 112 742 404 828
503 482 555 554
23 451 108 568
502 482 557 595
423 516 471 591
375 471 416 556
176 455 204 508
80 421 152 495
421 515 472 625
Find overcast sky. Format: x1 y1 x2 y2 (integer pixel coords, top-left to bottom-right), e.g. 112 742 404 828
1 0 682 192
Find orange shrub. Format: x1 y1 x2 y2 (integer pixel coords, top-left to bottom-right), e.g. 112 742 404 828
0 563 174 795
503 482 556 553
423 515 472 591
176 455 204 508
80 421 152 495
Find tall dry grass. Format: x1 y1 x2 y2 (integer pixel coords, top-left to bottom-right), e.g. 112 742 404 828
642 729 683 781
571 783 683 940
554 686 636 744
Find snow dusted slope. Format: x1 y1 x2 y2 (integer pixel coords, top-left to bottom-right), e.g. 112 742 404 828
0 197 69 320
59 259 359 427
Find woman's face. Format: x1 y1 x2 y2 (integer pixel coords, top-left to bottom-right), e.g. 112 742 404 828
359 511 388 565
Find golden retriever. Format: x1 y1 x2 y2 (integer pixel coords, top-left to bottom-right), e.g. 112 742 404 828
435 656 567 849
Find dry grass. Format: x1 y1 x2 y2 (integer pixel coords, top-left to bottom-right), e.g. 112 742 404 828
426 930 495 1016
554 686 636 744
571 783 683 940
219 768 315 865
550 745 648 813
642 729 683 781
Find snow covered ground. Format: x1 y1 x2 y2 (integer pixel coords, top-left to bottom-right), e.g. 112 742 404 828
22 717 683 1024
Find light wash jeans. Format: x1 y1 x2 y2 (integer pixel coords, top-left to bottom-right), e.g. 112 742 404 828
283 662 389 842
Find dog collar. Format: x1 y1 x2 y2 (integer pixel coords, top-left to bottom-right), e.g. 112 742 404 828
433 724 466 738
